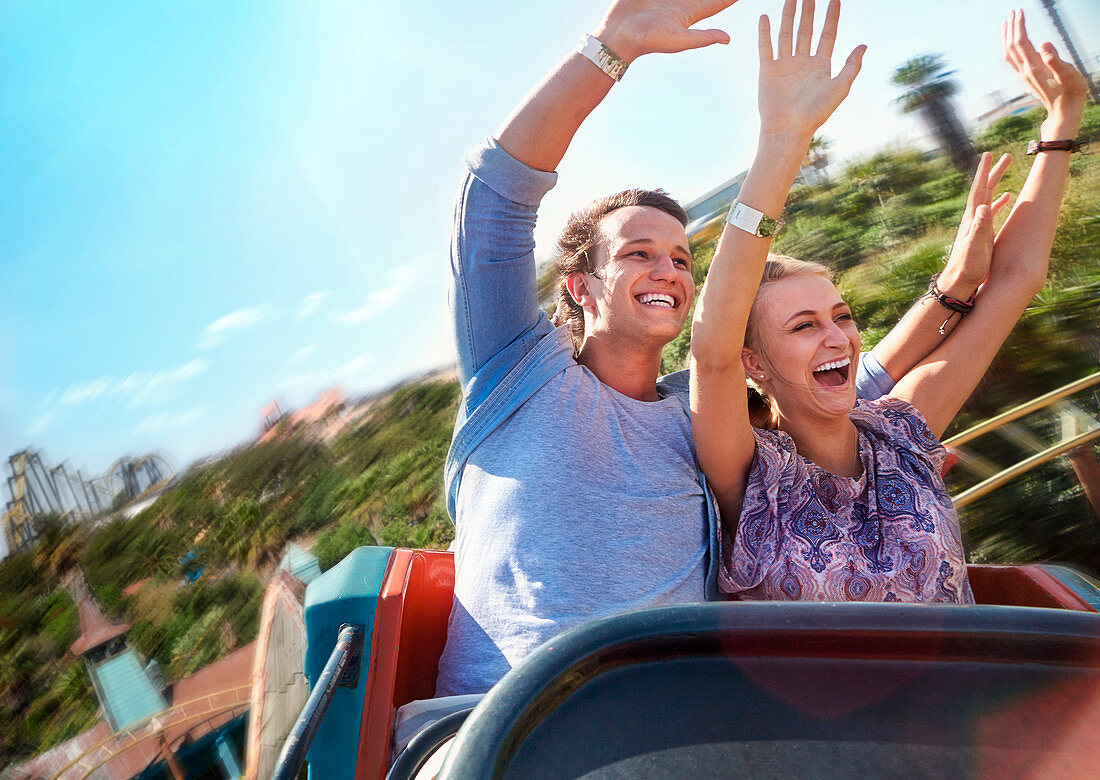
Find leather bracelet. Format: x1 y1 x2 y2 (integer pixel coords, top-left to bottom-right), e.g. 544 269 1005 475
925 273 976 335
925 273 975 313
1026 139 1087 155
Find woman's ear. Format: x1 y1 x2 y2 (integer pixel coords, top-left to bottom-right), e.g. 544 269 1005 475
566 273 595 309
742 347 768 381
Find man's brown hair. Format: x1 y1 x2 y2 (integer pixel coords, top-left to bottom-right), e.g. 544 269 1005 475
551 189 689 352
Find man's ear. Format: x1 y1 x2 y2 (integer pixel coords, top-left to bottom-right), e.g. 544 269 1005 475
566 273 595 310
742 347 768 381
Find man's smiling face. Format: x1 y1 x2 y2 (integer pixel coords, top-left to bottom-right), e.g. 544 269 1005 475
572 205 695 350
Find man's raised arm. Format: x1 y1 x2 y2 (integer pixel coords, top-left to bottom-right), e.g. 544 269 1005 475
496 0 735 172
451 0 736 390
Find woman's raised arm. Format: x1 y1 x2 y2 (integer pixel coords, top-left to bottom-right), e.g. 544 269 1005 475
891 9 1087 437
690 0 864 520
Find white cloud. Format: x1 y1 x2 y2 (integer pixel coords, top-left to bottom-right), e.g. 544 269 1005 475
277 352 376 392
339 286 402 324
134 406 208 435
197 304 272 349
27 413 54 436
55 358 211 410
289 345 317 365
338 255 442 325
59 376 113 405
296 291 331 320
119 358 211 407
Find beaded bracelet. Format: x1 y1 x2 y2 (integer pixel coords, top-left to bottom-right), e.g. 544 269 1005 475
925 273 977 335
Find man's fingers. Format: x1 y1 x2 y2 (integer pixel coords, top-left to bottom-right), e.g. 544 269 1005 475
679 27 732 51
692 0 742 25
758 15 774 63
816 0 840 59
991 192 1013 219
795 0 815 56
777 0 796 57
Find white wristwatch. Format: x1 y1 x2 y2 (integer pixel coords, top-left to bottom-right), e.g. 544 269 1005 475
726 201 781 238
576 34 628 82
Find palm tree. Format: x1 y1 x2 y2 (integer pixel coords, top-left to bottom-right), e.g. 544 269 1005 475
893 55 976 173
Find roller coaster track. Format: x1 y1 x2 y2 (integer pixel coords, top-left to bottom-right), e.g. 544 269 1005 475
945 371 1100 509
49 684 251 780
2 450 173 554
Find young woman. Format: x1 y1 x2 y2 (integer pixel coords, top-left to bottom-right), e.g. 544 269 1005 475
690 4 1087 602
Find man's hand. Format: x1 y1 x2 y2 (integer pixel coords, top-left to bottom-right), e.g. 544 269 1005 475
757 0 865 143
1003 9 1087 142
594 0 738 64
939 152 1012 294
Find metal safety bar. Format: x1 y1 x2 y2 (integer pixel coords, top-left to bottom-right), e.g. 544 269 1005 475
273 623 364 780
944 371 1100 447
953 428 1100 508
945 371 1100 508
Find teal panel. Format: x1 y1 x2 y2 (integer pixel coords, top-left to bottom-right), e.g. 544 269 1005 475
304 546 394 780
94 649 166 730
281 542 322 585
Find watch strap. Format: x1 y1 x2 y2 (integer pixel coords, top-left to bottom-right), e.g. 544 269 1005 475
1026 139 1086 155
726 201 781 238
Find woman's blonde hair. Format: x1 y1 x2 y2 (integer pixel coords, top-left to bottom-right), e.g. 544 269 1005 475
746 255 832 429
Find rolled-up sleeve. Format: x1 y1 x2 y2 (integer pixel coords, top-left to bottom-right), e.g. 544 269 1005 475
855 351 896 401
451 138 558 385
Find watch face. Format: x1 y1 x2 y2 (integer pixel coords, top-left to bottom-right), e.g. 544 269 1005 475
1027 140 1040 155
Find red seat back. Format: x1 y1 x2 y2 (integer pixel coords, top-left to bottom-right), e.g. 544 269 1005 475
355 549 455 780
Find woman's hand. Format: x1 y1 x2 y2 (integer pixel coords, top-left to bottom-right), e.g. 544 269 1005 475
594 0 739 64
757 0 865 143
1003 9 1087 141
939 152 1013 293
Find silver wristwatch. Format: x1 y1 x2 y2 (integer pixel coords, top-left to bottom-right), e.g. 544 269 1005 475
726 201 781 238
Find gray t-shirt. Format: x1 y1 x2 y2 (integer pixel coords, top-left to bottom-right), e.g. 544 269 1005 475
436 362 708 696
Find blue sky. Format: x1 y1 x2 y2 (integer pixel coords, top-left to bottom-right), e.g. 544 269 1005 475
2 0 1098 513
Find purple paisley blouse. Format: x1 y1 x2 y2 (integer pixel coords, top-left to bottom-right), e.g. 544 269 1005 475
720 396 974 604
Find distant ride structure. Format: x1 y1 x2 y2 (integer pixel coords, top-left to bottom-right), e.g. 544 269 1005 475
2 448 173 555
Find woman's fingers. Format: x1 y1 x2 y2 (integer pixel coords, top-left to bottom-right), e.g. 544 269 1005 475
987 153 1012 201
830 44 865 99
970 204 994 244
991 192 1013 219
964 152 992 223
795 0 815 56
777 0 796 58
815 0 840 59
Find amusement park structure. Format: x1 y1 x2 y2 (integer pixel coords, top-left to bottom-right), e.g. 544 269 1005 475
2 449 173 555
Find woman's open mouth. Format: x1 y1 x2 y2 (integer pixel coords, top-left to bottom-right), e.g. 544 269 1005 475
812 357 851 388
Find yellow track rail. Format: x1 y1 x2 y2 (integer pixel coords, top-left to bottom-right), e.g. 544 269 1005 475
945 371 1100 508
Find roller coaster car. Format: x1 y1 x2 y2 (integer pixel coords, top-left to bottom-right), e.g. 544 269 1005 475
300 547 1100 780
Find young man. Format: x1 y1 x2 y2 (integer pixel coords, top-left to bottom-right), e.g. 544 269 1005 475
438 0 979 695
